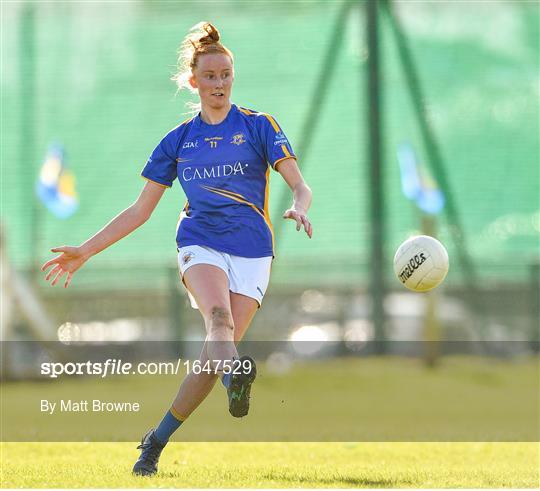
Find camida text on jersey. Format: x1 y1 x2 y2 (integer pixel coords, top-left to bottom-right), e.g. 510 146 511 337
141 104 296 258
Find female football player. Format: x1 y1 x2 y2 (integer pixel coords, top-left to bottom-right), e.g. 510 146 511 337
41 22 312 476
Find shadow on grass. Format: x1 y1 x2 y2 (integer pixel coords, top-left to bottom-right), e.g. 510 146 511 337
260 472 413 488
155 470 410 488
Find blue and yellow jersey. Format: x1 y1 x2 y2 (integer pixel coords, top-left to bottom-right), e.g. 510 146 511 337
141 104 296 257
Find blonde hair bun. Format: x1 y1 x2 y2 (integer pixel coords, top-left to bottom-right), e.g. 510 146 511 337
172 21 233 92
198 22 220 44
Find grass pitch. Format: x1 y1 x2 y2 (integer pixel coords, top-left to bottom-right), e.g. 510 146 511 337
2 357 539 487
1 442 539 488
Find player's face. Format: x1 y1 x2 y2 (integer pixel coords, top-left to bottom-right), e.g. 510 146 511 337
190 54 234 110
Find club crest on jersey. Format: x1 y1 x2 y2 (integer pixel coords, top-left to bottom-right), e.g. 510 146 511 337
231 133 246 146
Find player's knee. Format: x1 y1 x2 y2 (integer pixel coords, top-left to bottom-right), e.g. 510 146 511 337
207 306 234 335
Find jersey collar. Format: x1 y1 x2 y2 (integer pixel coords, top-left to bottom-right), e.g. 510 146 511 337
195 103 237 129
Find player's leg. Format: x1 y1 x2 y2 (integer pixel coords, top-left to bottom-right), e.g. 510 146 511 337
181 265 261 419
153 263 237 429
133 264 236 476
184 264 239 366
230 292 259 343
169 341 217 421
223 292 261 417
133 262 264 475
221 254 272 416
169 291 259 420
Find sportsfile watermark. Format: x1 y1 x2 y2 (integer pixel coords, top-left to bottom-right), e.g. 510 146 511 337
1 341 538 442
40 358 253 379
41 359 180 378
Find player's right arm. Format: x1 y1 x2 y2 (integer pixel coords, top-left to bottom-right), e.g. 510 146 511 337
41 180 166 288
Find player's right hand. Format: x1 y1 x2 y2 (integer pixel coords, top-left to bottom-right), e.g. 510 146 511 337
41 246 89 288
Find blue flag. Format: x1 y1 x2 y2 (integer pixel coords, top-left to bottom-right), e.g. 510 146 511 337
36 144 78 219
397 143 444 215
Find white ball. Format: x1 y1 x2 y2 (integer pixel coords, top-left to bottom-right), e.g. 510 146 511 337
393 235 449 292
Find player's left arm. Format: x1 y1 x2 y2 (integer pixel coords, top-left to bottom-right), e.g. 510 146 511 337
277 158 313 238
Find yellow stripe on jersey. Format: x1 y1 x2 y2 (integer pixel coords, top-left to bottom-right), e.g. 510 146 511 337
201 185 249 202
238 107 254 116
200 185 265 219
263 114 281 133
179 115 197 126
238 107 281 136
281 144 292 158
201 184 274 247
200 184 257 209
262 166 275 252
141 176 171 188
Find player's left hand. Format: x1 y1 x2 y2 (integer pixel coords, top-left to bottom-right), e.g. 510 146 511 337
283 208 312 238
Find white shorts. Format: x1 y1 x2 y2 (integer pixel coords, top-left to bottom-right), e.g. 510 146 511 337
177 245 273 309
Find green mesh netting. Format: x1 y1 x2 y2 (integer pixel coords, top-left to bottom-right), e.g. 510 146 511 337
2 1 538 289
